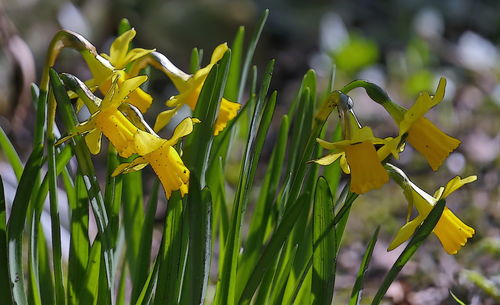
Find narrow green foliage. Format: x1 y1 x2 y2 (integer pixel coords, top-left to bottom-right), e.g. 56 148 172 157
225 26 244 101
67 173 90 305
238 9 269 103
238 193 311 305
215 60 276 305
0 127 23 180
80 239 102 305
449 290 467 305
181 175 212 305
349 227 379 305
185 50 231 186
50 69 115 303
0 177 13 305
237 115 289 293
312 177 336 305
153 193 185 305
122 170 144 283
131 180 160 304
371 199 446 305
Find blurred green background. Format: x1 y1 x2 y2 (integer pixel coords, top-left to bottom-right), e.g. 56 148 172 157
0 0 499 304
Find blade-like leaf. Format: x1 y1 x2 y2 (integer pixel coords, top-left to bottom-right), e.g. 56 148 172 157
215 61 275 305
180 176 212 305
225 26 244 101
349 227 379 305
50 69 115 303
312 177 336 305
238 192 311 305
370 199 446 305
67 173 90 305
237 9 269 103
0 177 13 305
153 193 185 305
0 127 23 181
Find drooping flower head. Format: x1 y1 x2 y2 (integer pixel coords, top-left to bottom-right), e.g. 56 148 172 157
381 78 460 170
113 117 200 198
314 93 401 194
80 28 154 113
57 74 151 157
386 163 476 254
153 43 241 135
58 72 198 198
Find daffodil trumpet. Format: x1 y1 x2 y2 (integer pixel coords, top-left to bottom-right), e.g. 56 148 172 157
314 93 402 194
386 163 476 254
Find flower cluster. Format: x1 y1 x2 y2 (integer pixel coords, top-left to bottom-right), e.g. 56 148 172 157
56 28 239 198
314 79 475 254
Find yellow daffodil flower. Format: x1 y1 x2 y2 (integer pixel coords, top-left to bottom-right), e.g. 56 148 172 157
383 78 460 170
387 164 476 254
112 117 200 198
80 29 154 113
315 111 400 194
57 75 152 157
154 43 241 135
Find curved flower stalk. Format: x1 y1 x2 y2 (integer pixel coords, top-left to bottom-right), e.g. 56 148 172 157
80 28 155 113
386 163 476 254
149 43 241 135
380 78 460 170
112 117 200 198
314 93 401 194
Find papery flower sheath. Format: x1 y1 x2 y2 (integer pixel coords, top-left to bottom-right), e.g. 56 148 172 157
387 164 476 254
314 108 400 194
154 43 241 135
80 29 154 113
382 78 460 170
112 117 200 198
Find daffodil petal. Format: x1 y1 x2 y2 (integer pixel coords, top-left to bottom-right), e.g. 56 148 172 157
85 128 102 155
387 215 424 251
441 175 477 199
313 152 344 166
112 156 148 176
166 117 199 146
153 105 182 132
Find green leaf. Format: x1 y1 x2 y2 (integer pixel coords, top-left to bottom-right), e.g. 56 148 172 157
67 173 90 305
238 192 311 305
180 176 212 305
237 115 289 292
312 177 336 305
449 290 467 305
0 177 13 305
131 180 159 304
122 170 144 284
79 238 102 305
7 144 44 305
50 69 115 302
371 199 446 305
237 9 269 103
153 193 185 305
215 60 276 305
0 126 23 181
349 227 379 305
185 50 231 186
225 26 244 101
